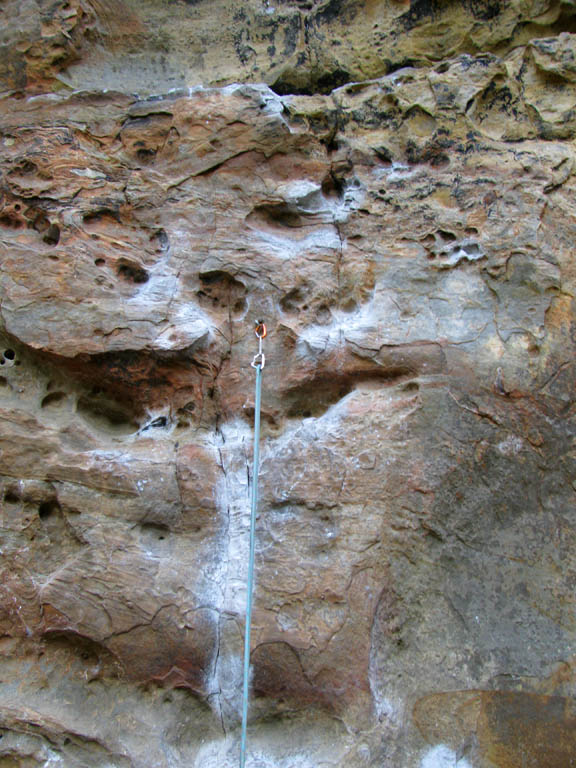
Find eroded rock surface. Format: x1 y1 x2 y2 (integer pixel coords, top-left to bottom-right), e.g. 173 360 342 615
1 2 576 767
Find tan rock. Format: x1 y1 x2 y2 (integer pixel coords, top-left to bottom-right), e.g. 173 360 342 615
1 2 576 767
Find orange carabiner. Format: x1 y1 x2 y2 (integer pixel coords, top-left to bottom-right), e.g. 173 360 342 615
254 320 267 339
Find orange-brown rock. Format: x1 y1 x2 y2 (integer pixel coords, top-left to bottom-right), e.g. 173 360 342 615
1 2 576 767
414 690 576 767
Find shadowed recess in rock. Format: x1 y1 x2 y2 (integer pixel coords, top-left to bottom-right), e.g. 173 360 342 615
76 389 140 436
283 366 415 418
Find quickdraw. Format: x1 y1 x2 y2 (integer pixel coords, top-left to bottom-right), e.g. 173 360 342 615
251 320 266 370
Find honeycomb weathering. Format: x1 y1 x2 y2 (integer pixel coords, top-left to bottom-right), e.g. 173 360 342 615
1 2 576 766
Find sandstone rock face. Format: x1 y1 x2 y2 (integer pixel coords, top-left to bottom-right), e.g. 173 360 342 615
1 2 576 767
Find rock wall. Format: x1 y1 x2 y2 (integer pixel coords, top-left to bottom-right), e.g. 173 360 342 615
1 1 576 766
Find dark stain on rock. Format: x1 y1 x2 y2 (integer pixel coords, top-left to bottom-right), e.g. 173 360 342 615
399 0 502 30
465 0 501 21
399 0 444 30
315 68 351 94
252 641 335 711
312 0 356 25
196 269 247 316
282 14 301 57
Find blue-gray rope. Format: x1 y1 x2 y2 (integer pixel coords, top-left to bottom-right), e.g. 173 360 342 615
240 323 266 768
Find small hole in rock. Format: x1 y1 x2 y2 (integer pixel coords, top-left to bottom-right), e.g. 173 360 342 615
374 146 393 165
196 270 247 312
3 350 15 361
14 204 21 211
247 203 302 232
4 491 19 504
151 229 169 252
429 153 449 168
0 214 22 229
39 500 59 520
141 416 168 432
341 298 357 313
117 261 149 284
43 223 60 245
33 214 49 233
78 392 139 436
83 209 121 228
41 391 67 409
136 148 157 163
95 258 105 267
280 287 305 314
140 522 170 547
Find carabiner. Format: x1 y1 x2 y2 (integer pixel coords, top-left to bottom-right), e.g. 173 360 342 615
252 320 266 369
251 352 265 370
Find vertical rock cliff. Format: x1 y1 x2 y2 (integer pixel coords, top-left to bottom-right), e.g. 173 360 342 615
1 1 576 766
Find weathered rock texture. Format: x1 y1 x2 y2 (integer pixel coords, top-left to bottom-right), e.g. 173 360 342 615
1 1 576 766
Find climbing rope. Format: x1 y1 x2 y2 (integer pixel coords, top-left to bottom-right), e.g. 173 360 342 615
240 320 267 768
